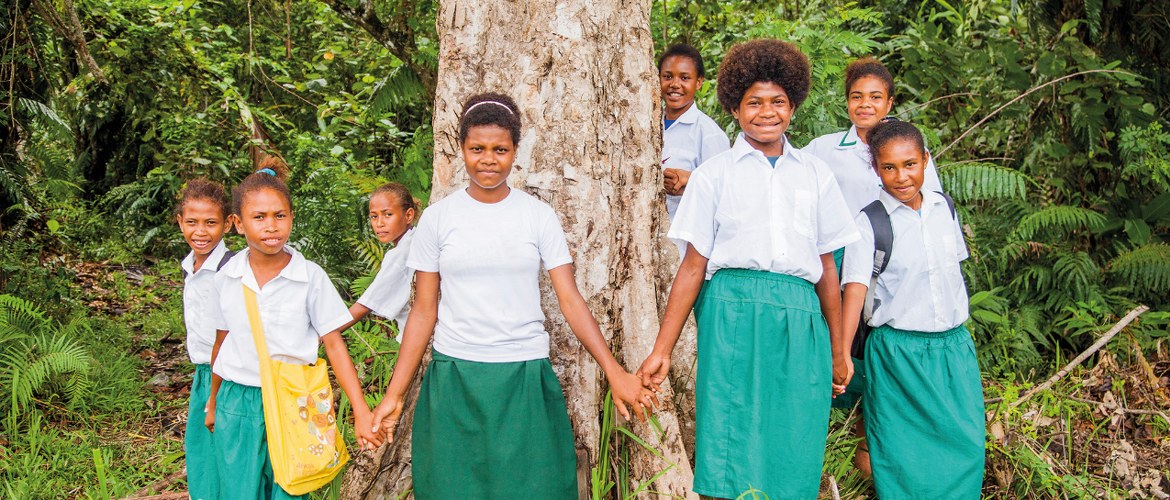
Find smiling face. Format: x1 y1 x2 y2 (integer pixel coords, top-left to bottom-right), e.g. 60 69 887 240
660 55 702 121
177 198 228 261
461 125 516 202
874 137 929 210
368 191 415 245
848 75 894 138
235 187 293 256
731 81 793 157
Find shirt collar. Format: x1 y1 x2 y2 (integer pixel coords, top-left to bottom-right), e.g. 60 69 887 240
222 245 310 289
181 240 229 276
835 125 861 149
878 188 946 215
674 102 701 125
730 133 800 166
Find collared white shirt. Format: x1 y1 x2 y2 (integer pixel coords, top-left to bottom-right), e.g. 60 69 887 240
670 133 860 283
842 190 969 332
181 240 233 365
662 103 731 220
211 246 352 387
804 126 945 215
357 228 414 342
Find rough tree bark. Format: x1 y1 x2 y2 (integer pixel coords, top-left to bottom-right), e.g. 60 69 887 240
341 0 697 498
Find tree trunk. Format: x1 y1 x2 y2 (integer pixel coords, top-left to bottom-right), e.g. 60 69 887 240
341 0 695 497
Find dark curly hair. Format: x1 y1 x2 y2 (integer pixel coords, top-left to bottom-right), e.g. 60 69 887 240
845 56 894 96
174 178 230 219
716 39 810 114
868 119 926 169
658 43 705 78
232 157 293 216
458 93 522 146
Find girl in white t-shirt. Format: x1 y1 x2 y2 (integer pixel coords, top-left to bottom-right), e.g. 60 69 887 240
369 93 655 499
339 182 418 342
203 165 384 499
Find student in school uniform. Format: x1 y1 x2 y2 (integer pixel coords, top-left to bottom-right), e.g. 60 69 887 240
204 167 383 499
338 182 418 342
659 43 731 233
369 93 654 500
176 179 233 500
637 39 859 499
840 119 984 499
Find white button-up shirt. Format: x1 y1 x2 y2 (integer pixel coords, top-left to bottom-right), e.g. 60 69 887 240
181 240 233 365
670 134 860 283
842 190 970 332
356 229 414 342
211 246 352 387
804 126 944 215
662 103 731 220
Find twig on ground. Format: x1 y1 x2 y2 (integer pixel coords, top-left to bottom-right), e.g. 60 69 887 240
126 469 186 498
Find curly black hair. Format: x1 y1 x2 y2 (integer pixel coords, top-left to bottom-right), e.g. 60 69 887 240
868 119 926 169
715 39 810 114
232 164 293 216
845 56 894 96
174 178 230 219
458 93 522 146
658 43 705 78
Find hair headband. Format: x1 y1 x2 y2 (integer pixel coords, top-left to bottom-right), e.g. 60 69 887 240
465 100 515 116
257 168 277 176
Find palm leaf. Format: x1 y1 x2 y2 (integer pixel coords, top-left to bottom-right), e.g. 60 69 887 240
938 162 1030 202
1012 205 1107 241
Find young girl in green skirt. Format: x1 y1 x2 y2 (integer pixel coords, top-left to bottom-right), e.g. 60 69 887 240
369 93 654 499
638 39 859 499
840 119 985 499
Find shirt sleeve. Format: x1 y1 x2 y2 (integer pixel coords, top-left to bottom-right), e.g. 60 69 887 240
923 155 944 193
841 212 876 287
698 125 730 165
953 215 970 262
307 266 353 337
406 207 441 273
357 245 413 319
668 166 718 258
814 162 861 254
538 205 573 270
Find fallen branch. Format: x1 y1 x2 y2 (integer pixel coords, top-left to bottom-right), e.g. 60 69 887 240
1007 305 1149 409
125 470 186 498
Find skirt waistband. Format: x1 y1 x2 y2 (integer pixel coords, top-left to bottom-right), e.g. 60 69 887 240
872 324 969 339
712 268 815 289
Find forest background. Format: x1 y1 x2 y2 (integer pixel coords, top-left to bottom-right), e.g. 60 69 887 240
1 0 1168 498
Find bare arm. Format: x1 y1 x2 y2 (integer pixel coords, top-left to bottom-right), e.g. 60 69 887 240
841 282 867 349
817 253 849 394
335 302 372 334
322 330 383 450
636 244 709 388
204 329 228 432
548 265 656 421
369 271 438 439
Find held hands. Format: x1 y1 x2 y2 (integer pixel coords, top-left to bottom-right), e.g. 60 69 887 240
832 354 854 398
608 368 658 422
369 396 404 445
352 404 386 451
635 352 671 390
663 168 691 196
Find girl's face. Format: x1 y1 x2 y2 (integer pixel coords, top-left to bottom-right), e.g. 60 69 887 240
731 81 793 157
177 198 228 258
461 125 516 194
235 187 293 256
368 192 416 245
874 138 929 209
660 55 702 120
848 75 893 132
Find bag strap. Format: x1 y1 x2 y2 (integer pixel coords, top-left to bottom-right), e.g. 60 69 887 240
241 285 275 390
860 199 894 322
937 190 957 220
183 248 237 279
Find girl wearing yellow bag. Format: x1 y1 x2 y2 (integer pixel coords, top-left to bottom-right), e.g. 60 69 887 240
204 163 384 498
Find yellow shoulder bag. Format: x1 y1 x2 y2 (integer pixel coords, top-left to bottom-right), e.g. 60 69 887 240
242 286 349 495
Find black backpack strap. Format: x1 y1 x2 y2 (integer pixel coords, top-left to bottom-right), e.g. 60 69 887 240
217 249 237 271
852 200 894 360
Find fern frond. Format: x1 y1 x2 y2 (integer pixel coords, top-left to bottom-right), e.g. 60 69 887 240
1108 242 1170 293
1053 251 1101 296
370 67 426 115
938 162 1030 202
1012 205 1107 241
17 98 73 141
0 294 51 340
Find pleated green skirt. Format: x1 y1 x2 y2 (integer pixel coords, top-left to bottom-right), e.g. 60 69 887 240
412 351 577 499
185 364 219 500
863 324 985 500
693 269 832 499
212 380 306 500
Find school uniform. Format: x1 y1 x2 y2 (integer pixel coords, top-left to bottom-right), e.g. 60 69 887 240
181 240 232 500
841 190 985 500
355 228 414 342
669 134 859 499
663 103 731 256
406 188 577 499
805 125 947 408
210 246 352 500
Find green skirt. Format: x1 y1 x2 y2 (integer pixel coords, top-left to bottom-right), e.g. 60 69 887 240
863 325 985 500
693 269 832 499
213 380 307 500
412 351 577 499
185 364 219 500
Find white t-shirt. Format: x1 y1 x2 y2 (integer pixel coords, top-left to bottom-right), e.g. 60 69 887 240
662 103 731 220
407 188 573 362
211 246 353 387
356 228 415 342
842 190 969 332
181 240 233 365
804 126 944 215
669 134 860 283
